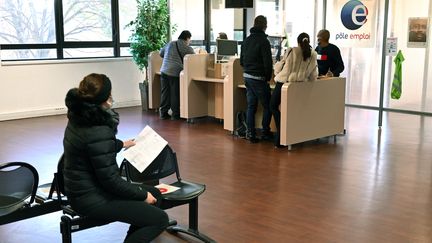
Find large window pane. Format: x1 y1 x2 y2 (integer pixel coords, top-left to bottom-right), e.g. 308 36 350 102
63 0 112 42
385 0 431 112
211 1 244 41
255 0 283 36
170 0 204 41
63 48 113 58
119 0 137 43
0 0 55 45
120 47 132 57
284 0 317 47
326 0 385 107
1 49 57 60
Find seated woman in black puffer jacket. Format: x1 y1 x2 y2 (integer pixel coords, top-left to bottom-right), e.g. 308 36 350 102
63 73 168 243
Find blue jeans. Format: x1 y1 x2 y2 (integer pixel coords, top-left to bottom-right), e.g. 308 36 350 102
244 77 272 137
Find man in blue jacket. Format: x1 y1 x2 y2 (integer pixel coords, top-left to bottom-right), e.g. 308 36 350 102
240 15 273 143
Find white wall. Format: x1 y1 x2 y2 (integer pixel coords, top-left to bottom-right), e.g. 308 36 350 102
0 58 145 121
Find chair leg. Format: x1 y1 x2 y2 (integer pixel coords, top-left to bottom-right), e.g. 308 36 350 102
60 215 72 243
189 197 198 230
167 225 216 243
166 198 216 243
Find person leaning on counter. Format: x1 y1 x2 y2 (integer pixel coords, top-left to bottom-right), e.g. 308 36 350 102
159 30 195 120
240 15 273 143
271 33 318 148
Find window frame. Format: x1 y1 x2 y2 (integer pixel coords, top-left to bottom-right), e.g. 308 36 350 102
0 0 130 61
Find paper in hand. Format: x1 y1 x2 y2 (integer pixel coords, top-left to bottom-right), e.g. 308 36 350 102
123 125 168 172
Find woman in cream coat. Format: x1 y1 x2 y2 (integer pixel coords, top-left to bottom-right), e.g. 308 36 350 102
270 32 318 147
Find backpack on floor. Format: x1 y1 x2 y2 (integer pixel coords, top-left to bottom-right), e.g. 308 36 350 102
234 111 247 138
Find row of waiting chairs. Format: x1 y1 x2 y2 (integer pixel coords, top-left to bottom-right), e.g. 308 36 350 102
0 146 215 243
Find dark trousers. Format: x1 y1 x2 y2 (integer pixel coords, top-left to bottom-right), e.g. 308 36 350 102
86 185 169 243
160 73 180 117
270 82 283 146
244 77 272 137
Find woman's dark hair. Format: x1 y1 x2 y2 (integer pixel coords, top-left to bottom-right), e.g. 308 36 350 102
78 73 112 104
178 30 192 40
297 32 311 61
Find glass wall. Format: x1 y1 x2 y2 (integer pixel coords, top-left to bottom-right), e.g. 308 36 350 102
323 0 432 114
325 0 385 107
385 0 432 113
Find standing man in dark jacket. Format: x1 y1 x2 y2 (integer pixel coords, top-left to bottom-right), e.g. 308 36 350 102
63 73 168 243
315 29 345 77
240 15 273 143
159 30 195 120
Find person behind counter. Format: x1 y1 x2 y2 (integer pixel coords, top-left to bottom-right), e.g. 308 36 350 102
315 29 344 77
159 30 195 120
217 32 228 40
271 33 318 148
63 73 169 242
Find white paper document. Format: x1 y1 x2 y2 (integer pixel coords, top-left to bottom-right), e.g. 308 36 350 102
155 183 180 194
123 125 168 172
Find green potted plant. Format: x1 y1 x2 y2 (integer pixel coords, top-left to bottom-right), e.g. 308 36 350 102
127 0 170 111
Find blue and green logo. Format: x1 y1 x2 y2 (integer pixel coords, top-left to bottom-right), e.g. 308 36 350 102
340 0 368 30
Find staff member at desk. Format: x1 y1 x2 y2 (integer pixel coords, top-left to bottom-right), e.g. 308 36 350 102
271 33 318 148
159 30 195 120
315 29 344 77
240 15 273 143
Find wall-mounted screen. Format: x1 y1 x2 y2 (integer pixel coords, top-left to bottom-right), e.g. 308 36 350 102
225 0 253 8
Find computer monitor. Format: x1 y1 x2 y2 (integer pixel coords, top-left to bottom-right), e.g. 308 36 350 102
216 39 238 57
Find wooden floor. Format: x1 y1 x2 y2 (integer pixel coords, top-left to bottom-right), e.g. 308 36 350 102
1 107 431 243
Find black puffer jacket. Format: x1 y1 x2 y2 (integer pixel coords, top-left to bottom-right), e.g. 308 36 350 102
63 88 148 214
240 27 273 81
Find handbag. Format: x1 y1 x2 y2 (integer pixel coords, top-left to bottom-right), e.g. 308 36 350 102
175 41 184 64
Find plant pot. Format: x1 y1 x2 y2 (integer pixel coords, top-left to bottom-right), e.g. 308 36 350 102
139 82 149 111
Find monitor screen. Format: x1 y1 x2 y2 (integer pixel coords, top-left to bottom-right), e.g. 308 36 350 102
225 0 253 8
217 39 238 56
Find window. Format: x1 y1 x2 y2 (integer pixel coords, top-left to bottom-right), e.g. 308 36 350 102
0 0 134 60
170 0 205 41
0 0 56 45
0 0 56 59
119 0 137 43
255 0 284 36
63 0 112 42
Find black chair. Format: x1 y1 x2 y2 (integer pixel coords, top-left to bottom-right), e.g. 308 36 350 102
0 162 61 225
0 162 38 217
122 145 215 243
55 155 113 243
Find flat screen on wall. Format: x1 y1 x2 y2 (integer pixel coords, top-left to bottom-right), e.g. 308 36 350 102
225 0 253 8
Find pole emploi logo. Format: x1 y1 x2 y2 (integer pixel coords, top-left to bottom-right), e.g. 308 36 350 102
340 0 368 30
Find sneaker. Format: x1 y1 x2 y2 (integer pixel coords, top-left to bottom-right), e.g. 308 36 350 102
261 131 274 141
247 136 260 143
171 115 180 120
159 113 170 120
